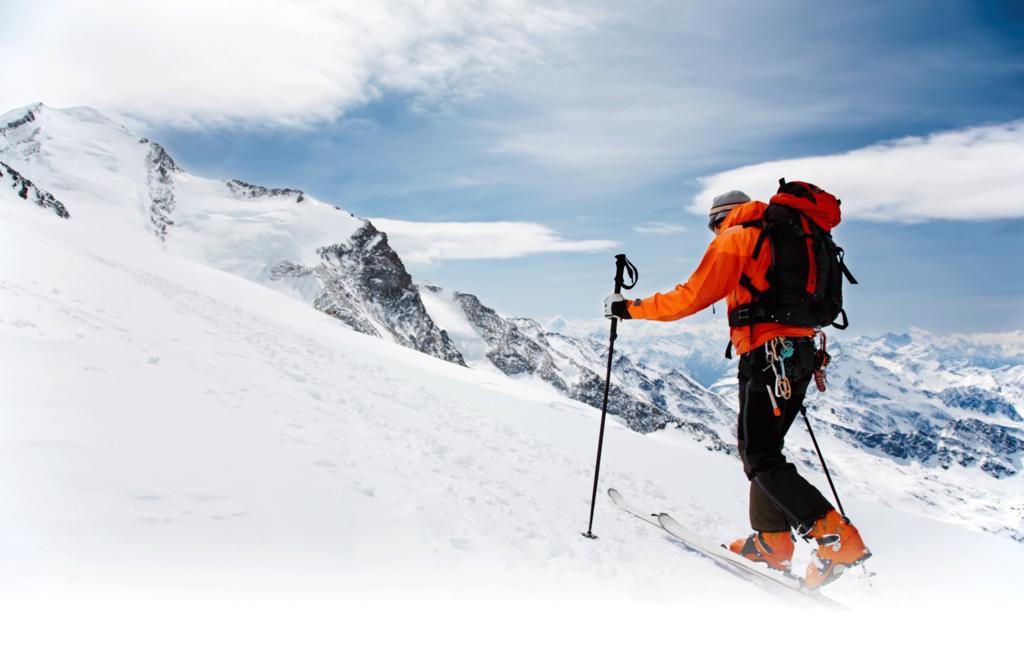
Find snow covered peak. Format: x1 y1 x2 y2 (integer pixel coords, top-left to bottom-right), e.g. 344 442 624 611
0 101 362 265
0 102 169 235
0 102 466 366
272 221 466 365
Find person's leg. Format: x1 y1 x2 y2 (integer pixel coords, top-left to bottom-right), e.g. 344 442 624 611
739 343 833 531
738 339 871 587
736 375 790 532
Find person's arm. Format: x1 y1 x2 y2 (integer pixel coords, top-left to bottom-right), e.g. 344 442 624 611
626 232 745 322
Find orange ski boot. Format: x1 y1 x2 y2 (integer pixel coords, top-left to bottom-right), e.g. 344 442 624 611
728 531 794 573
802 510 872 589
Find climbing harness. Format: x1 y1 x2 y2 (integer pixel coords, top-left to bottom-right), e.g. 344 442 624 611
763 337 794 416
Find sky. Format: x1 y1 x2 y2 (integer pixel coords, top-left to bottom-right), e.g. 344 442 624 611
2 0 1023 335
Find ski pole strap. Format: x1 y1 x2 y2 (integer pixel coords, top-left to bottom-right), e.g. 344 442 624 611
614 254 639 292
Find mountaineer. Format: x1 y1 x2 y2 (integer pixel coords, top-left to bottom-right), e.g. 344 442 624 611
603 181 871 588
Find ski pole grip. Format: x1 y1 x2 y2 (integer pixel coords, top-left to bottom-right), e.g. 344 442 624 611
613 254 627 293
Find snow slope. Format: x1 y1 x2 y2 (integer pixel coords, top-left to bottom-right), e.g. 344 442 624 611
2 168 1023 644
2 104 1023 642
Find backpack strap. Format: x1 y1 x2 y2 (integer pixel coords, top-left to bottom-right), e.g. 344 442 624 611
729 274 768 328
838 250 858 285
738 273 762 297
743 221 769 260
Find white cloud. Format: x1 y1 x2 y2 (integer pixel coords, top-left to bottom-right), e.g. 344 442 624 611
690 121 1024 222
633 221 688 235
371 218 615 264
0 0 591 128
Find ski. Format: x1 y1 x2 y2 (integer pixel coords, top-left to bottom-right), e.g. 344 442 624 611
607 488 844 609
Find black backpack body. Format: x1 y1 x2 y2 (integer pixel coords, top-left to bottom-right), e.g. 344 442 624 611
728 180 857 332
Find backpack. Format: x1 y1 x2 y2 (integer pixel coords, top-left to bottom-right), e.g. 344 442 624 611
728 178 858 332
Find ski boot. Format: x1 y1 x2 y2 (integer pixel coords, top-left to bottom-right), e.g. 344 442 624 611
728 530 794 572
802 510 872 589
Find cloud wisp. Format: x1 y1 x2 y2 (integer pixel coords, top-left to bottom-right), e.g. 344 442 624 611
691 121 1024 222
371 219 615 264
633 222 688 236
0 0 591 129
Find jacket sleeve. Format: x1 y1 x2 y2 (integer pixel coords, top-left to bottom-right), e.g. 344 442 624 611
626 232 746 322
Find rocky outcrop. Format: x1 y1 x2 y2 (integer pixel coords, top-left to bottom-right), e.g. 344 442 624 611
837 407 1023 479
273 221 465 366
0 161 70 219
226 179 305 203
444 289 732 451
449 292 566 387
0 104 39 137
0 105 42 160
938 386 1021 422
140 139 179 240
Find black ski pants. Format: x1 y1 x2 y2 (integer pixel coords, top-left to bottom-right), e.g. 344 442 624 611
737 337 833 533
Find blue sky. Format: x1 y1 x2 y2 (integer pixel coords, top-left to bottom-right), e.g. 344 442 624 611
5 0 1023 334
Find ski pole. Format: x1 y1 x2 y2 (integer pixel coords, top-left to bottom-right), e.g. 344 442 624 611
799 405 845 518
582 254 637 539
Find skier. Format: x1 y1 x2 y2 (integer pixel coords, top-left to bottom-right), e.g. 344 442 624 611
603 184 871 588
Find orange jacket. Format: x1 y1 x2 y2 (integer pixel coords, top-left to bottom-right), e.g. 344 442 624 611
625 201 814 355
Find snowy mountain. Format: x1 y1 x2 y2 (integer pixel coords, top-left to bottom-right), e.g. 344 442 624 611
271 222 465 365
3 103 1024 632
0 102 733 442
418 286 733 450
560 318 1024 541
2 101 1020 548
0 103 462 364
567 318 1024 477
801 333 1024 478
4 162 1023 627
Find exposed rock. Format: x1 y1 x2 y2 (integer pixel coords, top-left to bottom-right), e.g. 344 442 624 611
0 104 39 136
936 418 1023 478
938 386 1021 422
0 161 70 219
446 290 732 452
142 141 179 240
226 178 305 203
272 221 465 366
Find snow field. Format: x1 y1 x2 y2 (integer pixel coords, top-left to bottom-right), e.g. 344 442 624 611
3 207 1022 622
2 103 1023 640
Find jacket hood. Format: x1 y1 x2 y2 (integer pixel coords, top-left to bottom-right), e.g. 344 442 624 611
720 200 767 229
